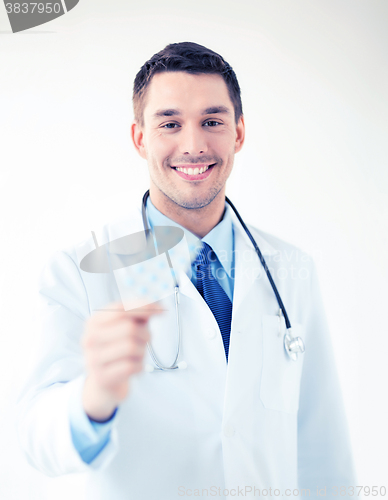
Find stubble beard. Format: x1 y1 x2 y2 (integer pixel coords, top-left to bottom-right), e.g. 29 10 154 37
149 155 234 211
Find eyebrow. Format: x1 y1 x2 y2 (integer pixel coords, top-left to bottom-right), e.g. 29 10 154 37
152 105 231 119
202 106 231 115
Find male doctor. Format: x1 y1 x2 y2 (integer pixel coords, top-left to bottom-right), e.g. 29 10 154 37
16 42 356 499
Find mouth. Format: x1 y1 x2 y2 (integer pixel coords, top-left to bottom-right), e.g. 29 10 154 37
171 163 216 180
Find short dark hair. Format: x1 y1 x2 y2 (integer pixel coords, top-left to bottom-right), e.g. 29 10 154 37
133 42 243 127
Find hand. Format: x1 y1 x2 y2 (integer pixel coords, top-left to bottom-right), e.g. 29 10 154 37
81 301 163 421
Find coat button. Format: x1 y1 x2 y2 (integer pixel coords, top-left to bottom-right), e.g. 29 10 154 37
205 328 217 340
223 424 235 438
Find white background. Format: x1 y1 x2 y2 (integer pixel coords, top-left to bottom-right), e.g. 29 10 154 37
1 1 387 498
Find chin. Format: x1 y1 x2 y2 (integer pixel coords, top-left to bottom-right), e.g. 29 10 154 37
172 189 222 210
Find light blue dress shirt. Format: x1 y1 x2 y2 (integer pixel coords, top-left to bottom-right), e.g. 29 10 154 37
70 197 235 464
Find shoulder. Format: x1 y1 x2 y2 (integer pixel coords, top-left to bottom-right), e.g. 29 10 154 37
248 224 305 254
41 207 143 281
247 223 311 259
59 207 143 260
239 224 318 286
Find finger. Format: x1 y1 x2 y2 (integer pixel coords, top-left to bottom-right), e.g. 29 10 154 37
98 358 145 386
90 301 165 325
86 320 151 348
95 338 147 365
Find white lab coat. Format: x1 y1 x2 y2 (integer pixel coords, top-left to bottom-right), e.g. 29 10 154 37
16 201 356 500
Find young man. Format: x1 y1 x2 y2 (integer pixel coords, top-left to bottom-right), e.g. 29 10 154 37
17 42 356 499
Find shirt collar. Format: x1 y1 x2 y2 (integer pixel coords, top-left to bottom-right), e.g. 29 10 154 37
145 197 234 278
202 204 233 278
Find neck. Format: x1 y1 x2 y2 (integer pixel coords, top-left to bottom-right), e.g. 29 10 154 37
149 188 226 238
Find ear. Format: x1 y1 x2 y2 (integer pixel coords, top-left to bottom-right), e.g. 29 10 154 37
234 115 245 153
131 121 147 160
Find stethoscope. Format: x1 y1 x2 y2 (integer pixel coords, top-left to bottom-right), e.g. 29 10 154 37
142 190 305 371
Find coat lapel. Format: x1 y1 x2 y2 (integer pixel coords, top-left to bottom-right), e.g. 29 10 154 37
229 208 279 315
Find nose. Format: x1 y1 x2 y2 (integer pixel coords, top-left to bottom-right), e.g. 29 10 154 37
179 124 208 155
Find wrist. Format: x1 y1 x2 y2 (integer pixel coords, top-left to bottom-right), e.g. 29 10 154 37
82 376 119 421
88 406 118 424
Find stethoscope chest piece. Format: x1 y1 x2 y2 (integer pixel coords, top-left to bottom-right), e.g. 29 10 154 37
284 329 305 361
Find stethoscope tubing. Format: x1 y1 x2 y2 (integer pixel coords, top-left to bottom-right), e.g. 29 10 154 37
141 190 296 370
224 196 292 330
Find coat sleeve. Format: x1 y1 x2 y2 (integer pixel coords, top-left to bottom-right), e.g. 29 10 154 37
297 260 357 494
15 250 120 477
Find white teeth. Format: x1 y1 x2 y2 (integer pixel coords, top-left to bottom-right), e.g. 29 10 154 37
175 165 211 175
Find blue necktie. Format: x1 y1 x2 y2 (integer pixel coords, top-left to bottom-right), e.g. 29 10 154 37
195 242 232 361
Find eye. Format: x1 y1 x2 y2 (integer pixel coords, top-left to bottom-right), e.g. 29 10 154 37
203 120 222 127
162 123 180 129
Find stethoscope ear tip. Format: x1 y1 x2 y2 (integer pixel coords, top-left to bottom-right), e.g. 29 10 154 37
177 361 187 370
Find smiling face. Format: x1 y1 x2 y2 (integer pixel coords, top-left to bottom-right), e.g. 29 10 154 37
132 71 245 216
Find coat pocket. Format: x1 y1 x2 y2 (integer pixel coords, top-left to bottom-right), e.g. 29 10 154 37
259 315 305 413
